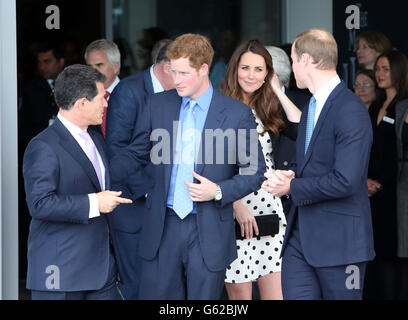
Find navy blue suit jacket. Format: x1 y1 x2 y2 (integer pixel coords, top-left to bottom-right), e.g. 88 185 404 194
282 81 376 267
110 88 266 271
23 118 120 291
106 68 153 233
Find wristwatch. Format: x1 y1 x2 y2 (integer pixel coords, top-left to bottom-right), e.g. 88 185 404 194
214 184 222 201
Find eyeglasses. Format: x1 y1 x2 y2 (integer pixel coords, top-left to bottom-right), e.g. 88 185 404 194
354 83 375 89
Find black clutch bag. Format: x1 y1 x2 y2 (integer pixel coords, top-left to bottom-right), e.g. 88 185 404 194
235 214 279 240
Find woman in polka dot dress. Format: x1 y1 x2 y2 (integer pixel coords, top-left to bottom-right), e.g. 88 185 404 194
221 40 301 300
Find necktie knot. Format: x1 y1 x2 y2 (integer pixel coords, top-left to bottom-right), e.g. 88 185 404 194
187 100 197 112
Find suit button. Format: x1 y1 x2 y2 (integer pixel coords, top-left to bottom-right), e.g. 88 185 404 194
283 161 288 166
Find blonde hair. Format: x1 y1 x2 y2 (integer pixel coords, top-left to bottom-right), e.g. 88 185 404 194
167 33 214 71
294 29 338 70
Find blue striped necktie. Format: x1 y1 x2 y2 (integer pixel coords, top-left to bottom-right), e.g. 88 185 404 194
305 96 316 155
173 100 197 219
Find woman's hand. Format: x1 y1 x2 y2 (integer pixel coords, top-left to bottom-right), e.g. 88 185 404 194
233 200 259 239
270 73 282 94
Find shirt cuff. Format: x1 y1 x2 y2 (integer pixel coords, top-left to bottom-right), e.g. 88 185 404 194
88 193 100 219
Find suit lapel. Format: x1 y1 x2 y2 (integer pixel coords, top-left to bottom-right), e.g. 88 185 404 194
298 82 345 176
196 90 226 176
52 118 102 191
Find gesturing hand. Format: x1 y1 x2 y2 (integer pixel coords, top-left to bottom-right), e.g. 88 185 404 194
97 191 133 214
184 171 217 202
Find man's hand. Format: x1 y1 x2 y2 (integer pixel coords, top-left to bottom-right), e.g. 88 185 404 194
185 172 217 202
262 170 294 197
367 178 382 197
97 191 133 214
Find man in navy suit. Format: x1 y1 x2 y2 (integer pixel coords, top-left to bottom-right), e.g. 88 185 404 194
105 39 173 299
23 64 132 300
263 29 375 300
110 34 266 300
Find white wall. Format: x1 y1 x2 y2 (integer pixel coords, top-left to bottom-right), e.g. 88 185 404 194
283 0 333 43
0 0 19 300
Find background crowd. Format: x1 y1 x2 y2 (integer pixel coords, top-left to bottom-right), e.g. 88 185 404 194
18 27 408 300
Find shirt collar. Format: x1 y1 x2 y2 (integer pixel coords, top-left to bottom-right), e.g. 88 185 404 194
57 113 87 136
313 75 341 106
150 65 165 93
181 83 213 111
106 76 120 94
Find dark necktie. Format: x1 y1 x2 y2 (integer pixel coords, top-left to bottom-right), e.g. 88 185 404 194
101 91 110 138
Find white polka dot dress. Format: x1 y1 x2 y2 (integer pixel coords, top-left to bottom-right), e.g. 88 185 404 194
225 112 287 283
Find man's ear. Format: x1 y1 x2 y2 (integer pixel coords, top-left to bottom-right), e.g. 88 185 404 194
163 61 171 74
199 63 209 76
113 61 120 75
58 58 65 70
74 97 87 110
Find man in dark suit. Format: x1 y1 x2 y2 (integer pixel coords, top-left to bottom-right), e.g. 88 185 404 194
23 64 132 300
85 39 121 137
263 29 375 300
266 45 310 216
104 39 173 300
110 34 266 300
21 43 65 148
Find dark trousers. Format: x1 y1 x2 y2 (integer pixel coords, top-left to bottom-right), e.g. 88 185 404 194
138 211 225 300
282 218 367 300
115 197 146 300
31 249 122 300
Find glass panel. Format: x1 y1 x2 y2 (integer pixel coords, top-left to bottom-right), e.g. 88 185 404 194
111 0 282 78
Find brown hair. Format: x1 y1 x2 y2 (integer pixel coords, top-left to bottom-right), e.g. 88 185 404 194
356 31 392 55
294 29 338 70
221 40 284 136
375 50 408 103
166 33 214 71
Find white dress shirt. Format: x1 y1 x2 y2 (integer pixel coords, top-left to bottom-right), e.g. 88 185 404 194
57 113 106 219
106 76 120 100
150 65 165 93
313 75 341 126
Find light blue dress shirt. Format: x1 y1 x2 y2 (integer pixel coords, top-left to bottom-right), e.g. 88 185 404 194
167 84 214 213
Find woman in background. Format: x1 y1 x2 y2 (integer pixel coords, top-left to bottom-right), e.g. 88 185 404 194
356 30 392 71
364 50 408 300
222 40 300 300
354 69 384 110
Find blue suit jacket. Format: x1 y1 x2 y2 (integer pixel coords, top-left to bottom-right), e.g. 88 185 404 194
105 68 153 233
23 118 120 291
110 89 266 271
282 82 376 267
